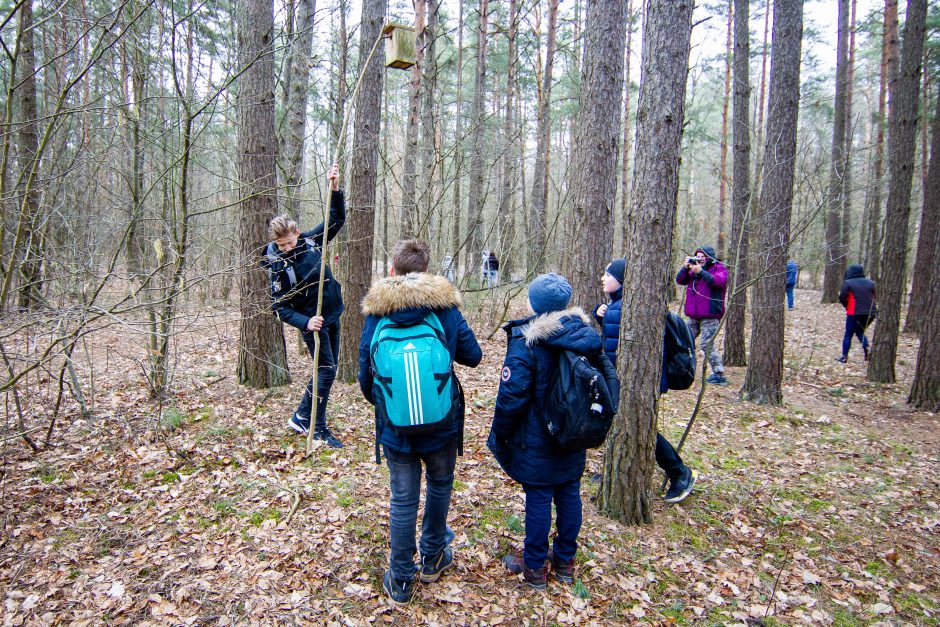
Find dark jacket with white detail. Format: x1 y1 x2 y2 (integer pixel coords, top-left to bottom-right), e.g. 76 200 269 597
358 273 482 459
488 308 605 488
266 190 346 330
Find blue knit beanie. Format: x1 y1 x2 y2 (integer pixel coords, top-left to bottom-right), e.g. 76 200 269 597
528 273 572 315
605 258 625 285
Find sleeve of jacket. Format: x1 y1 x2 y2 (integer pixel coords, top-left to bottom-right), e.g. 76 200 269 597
358 315 379 404
699 263 728 288
838 282 849 308
271 282 310 331
676 267 691 285
597 351 620 413
491 337 533 442
452 311 483 367
302 190 346 244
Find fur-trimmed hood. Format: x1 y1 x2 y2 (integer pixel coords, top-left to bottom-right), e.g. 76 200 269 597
361 272 462 317
512 307 602 354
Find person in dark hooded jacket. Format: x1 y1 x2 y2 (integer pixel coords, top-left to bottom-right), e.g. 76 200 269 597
837 264 876 363
785 260 799 310
676 246 728 385
267 164 345 446
489 273 616 590
594 258 698 503
358 240 482 605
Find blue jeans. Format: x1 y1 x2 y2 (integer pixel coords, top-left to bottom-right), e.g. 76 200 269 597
522 480 582 570
842 314 873 358
384 441 457 582
296 320 340 432
786 285 795 309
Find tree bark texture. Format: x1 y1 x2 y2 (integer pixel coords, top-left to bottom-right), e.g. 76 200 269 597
401 0 426 239
337 0 386 382
598 0 692 526
908 86 940 408
497 0 518 275
15 0 43 310
465 0 489 279
723 0 752 368
280 0 316 218
822 0 850 304
236 0 290 387
568 0 627 311
618 0 635 256
906 84 940 333
450 0 465 278
868 0 927 384
529 0 559 274
842 0 856 268
741 0 803 406
716 0 732 260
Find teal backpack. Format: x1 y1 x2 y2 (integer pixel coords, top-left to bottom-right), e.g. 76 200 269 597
370 312 462 462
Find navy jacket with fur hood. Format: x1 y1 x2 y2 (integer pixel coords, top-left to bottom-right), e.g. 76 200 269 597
358 273 482 459
267 190 346 330
488 308 609 487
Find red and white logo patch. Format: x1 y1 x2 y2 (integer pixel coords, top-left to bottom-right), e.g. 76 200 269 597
501 366 511 382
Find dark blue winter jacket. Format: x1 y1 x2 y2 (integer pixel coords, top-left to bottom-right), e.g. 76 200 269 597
487 308 607 487
358 273 482 460
786 260 799 288
593 288 623 366
266 190 346 330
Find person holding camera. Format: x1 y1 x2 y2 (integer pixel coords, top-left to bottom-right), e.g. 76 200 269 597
676 246 728 386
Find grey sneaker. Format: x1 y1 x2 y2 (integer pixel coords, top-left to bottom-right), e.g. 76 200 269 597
382 569 415 605
420 547 454 583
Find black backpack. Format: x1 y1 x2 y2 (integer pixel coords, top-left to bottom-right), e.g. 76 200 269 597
664 312 696 390
539 349 619 452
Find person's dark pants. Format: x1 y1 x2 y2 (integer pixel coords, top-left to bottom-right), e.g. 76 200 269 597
384 441 458 582
786 285 795 309
842 314 873 358
296 320 340 433
656 433 685 480
522 479 582 571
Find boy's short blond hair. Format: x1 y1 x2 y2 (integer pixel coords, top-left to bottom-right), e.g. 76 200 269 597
268 214 299 240
392 240 431 274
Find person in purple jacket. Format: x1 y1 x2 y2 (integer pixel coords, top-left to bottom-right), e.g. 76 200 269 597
676 246 728 386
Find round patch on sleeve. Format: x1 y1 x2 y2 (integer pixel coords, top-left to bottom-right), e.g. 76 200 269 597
501 366 511 382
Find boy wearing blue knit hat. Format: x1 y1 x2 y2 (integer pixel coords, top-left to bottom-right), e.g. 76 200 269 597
488 273 616 589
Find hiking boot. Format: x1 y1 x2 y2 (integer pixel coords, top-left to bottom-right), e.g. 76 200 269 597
706 373 728 386
664 467 698 503
313 427 344 448
288 414 310 435
550 552 575 584
502 554 548 590
835 355 848 363
420 547 454 583
382 569 415 605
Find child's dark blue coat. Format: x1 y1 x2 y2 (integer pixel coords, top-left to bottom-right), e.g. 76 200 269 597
487 308 606 487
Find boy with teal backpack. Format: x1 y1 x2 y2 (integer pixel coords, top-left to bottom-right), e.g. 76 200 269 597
358 240 482 605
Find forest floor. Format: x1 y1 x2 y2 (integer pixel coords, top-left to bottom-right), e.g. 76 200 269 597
0 287 937 626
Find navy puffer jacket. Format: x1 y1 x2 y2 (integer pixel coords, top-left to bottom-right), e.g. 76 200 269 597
487 308 607 487
593 288 623 366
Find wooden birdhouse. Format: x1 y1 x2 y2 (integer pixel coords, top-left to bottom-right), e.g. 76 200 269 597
383 22 416 70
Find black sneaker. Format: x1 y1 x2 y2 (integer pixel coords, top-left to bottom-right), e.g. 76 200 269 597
706 373 728 386
502 554 548 590
664 467 698 503
835 356 847 363
313 427 344 448
288 414 310 435
382 569 415 605
420 547 454 583
550 552 575 584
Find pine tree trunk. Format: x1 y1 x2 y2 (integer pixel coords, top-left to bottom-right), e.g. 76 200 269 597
741 0 803 406
723 0 752 368
15 0 43 310
421 0 440 246
751 0 772 191
450 0 465 279
401 0 426 239
529 0 559 274
906 85 940 334
496 0 518 278
236 0 290 388
822 0 850 304
618 0 635 255
598 0 692 527
867 0 927 384
337 0 386 382
842 0 857 271
716 0 732 260
465 0 489 280
281 0 316 218
568 0 627 310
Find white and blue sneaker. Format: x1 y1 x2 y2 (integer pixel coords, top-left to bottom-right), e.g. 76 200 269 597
288 414 310 435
